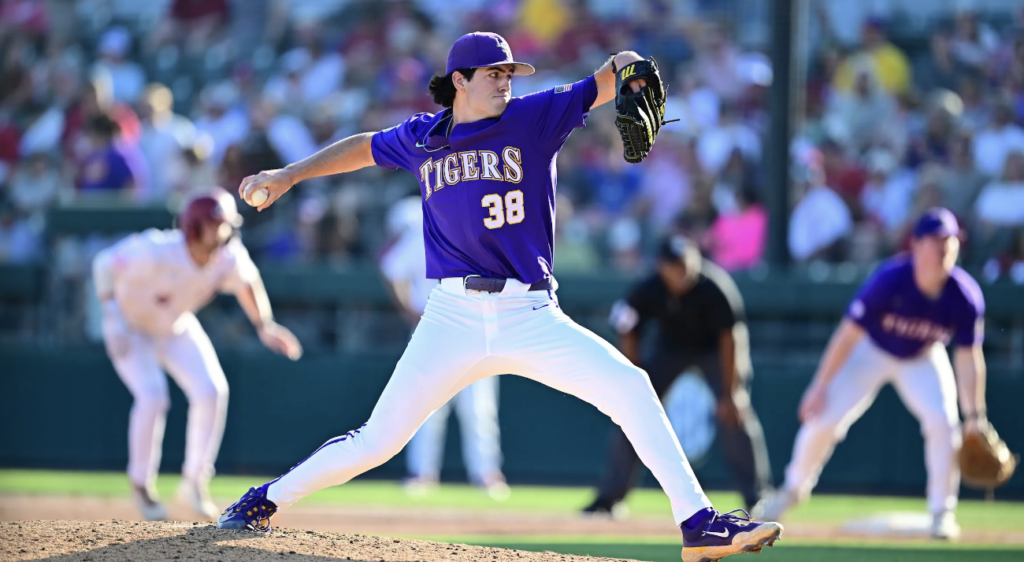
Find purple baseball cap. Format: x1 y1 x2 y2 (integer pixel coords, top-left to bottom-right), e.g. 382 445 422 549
446 32 535 76
913 207 959 239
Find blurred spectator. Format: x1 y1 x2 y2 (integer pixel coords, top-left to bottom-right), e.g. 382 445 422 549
62 78 142 163
955 76 990 133
607 216 642 273
149 0 230 55
941 131 986 217
820 138 867 215
788 150 852 263
76 114 144 195
0 111 21 178
0 197 40 263
519 0 571 48
893 164 949 252
711 146 757 215
171 143 217 204
973 100 1024 177
91 27 145 105
860 147 916 241
950 7 999 74
264 18 346 107
905 92 961 169
975 149 1024 228
674 174 717 243
667 70 720 137
634 138 692 237
702 186 766 272
0 33 33 110
137 84 195 202
259 94 317 166
824 57 896 156
697 101 759 176
0 0 49 40
194 81 249 165
553 193 599 272
692 22 744 104
7 152 62 220
982 228 1024 284
915 31 969 94
833 17 911 96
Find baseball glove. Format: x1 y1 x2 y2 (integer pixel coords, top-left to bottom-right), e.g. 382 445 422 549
959 423 1019 491
614 58 674 164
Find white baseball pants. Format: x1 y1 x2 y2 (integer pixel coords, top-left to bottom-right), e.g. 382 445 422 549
782 338 961 514
104 313 229 489
405 376 503 484
268 279 712 524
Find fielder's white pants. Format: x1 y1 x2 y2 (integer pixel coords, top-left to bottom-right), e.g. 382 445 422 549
782 338 961 514
405 376 503 484
269 279 712 524
104 313 229 489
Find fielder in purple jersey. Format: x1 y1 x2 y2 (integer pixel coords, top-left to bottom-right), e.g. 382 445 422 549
218 32 783 561
753 208 989 540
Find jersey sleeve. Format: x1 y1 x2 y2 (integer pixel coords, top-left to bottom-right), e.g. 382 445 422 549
514 74 599 152
846 267 890 329
608 278 655 335
953 269 985 347
370 115 425 172
218 239 260 295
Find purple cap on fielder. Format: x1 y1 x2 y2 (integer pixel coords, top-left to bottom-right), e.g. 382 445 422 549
446 32 535 76
913 207 959 239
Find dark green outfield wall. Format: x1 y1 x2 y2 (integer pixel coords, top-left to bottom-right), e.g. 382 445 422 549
1 345 1021 499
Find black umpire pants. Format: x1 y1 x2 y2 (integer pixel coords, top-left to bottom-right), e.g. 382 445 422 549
592 351 772 510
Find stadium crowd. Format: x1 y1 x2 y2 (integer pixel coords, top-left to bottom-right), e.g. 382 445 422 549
1 0 1023 283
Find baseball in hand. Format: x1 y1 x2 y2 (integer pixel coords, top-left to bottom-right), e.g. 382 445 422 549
245 183 269 207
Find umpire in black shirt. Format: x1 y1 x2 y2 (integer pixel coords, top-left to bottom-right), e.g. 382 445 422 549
583 235 772 513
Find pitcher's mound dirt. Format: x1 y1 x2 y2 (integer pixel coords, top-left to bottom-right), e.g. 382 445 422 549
0 521 646 562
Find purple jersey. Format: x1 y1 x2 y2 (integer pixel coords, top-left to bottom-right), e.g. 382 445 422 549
371 75 599 284
846 255 985 358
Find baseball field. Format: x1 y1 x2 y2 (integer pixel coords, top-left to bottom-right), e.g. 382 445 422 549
1 470 1022 562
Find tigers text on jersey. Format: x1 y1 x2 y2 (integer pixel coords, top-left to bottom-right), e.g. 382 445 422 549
371 75 599 284
846 255 985 358
107 229 259 337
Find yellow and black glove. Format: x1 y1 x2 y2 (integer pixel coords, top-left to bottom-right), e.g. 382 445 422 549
614 58 674 164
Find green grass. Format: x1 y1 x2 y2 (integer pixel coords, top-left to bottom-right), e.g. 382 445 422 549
425 536 1024 562
3 469 1024 562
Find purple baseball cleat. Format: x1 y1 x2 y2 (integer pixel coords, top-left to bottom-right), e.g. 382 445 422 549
680 508 783 562
217 482 278 532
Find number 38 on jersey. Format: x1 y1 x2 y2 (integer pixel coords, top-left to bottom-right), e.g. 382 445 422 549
482 190 524 229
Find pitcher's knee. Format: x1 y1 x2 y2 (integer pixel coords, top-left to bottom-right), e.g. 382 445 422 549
602 367 659 424
357 433 406 466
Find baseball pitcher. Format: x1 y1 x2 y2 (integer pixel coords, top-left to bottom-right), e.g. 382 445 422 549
219 33 782 562
92 187 302 521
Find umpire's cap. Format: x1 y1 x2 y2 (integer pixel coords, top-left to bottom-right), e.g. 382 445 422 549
658 234 701 263
446 32 535 76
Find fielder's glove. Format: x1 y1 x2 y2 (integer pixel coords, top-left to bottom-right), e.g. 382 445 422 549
614 57 675 164
959 422 1019 491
